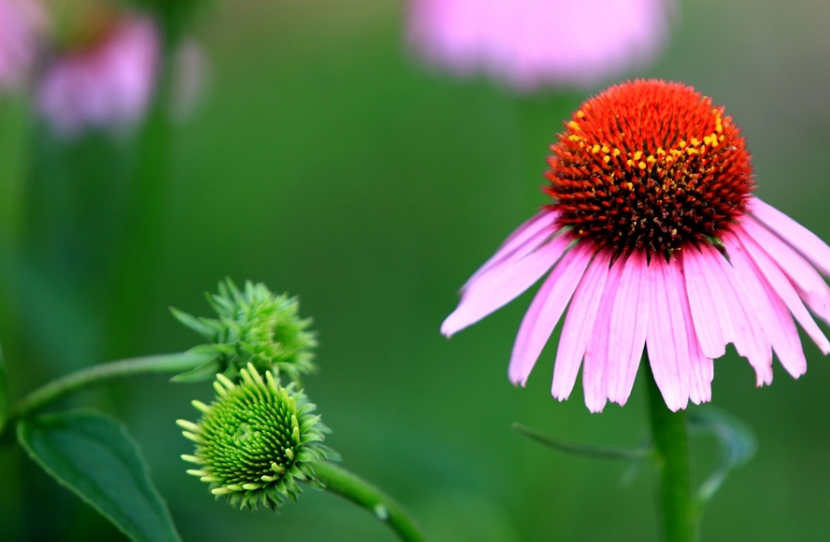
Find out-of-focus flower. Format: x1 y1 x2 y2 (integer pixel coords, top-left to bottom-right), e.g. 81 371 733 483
37 12 160 136
442 80 830 412
0 0 48 90
408 0 674 90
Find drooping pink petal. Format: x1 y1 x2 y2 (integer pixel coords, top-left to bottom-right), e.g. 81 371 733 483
738 217 830 324
723 232 807 378
462 210 558 292
750 196 830 278
736 230 830 354
441 233 571 337
606 250 650 405
682 246 728 359
676 265 713 404
553 249 611 406
703 243 773 385
582 251 625 413
646 255 690 412
509 241 593 386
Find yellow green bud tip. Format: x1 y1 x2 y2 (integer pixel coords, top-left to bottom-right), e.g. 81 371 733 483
211 488 232 496
187 469 207 477
200 476 219 483
248 363 266 386
213 381 227 397
285 448 295 461
265 371 279 393
216 373 236 391
182 431 201 443
191 400 211 414
176 419 200 432
292 426 300 443
181 454 203 464
271 462 285 474
261 475 277 483
242 483 260 491
226 484 243 492
240 368 255 387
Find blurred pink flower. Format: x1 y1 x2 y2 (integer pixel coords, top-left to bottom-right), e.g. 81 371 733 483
37 15 160 136
408 0 674 90
0 0 48 90
442 80 830 412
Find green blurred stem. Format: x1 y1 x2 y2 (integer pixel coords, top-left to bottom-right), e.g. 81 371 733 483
645 361 697 542
103 28 179 360
0 352 211 440
312 461 425 542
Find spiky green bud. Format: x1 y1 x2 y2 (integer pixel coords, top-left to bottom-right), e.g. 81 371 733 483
178 363 336 509
172 279 317 382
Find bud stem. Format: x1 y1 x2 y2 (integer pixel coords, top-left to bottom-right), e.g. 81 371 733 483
311 461 425 542
0 352 213 440
645 358 698 542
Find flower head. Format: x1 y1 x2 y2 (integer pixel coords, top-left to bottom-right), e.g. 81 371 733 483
443 79 830 412
37 11 159 137
173 280 317 383
0 0 48 90
178 364 336 509
408 0 674 90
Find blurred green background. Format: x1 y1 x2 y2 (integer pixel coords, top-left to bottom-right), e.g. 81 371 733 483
2 0 830 540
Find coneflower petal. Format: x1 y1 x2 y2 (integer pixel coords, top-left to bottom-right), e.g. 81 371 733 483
554 249 611 406
646 256 690 412
750 197 830 278
723 233 807 378
607 250 650 405
441 233 570 336
739 217 830 324
509 241 593 386
582 251 624 413
461 211 558 291
683 247 728 359
736 230 830 354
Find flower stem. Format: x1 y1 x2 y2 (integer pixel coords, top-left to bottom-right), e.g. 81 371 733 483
312 461 425 542
0 352 212 440
645 362 697 542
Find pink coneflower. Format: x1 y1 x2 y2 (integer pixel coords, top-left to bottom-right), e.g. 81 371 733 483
442 80 830 412
408 0 674 90
37 12 159 137
0 0 47 90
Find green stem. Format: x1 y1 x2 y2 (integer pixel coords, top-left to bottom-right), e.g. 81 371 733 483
0 352 212 439
312 461 426 542
645 361 696 542
103 29 178 360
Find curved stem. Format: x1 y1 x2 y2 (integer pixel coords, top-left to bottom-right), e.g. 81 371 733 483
0 352 212 439
645 361 697 542
312 461 425 542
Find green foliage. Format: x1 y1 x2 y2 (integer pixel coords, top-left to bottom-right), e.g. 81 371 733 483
178 363 336 509
513 423 653 461
689 407 757 508
17 410 181 542
172 279 317 383
0 345 7 427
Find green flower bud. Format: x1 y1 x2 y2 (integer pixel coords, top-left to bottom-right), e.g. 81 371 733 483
177 363 336 509
172 279 317 383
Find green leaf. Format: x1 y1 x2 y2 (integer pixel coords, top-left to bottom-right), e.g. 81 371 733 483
688 407 757 507
169 354 221 383
17 410 182 542
513 423 653 461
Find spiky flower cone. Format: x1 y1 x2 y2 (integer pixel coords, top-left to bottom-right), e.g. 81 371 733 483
172 279 317 383
178 364 336 509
